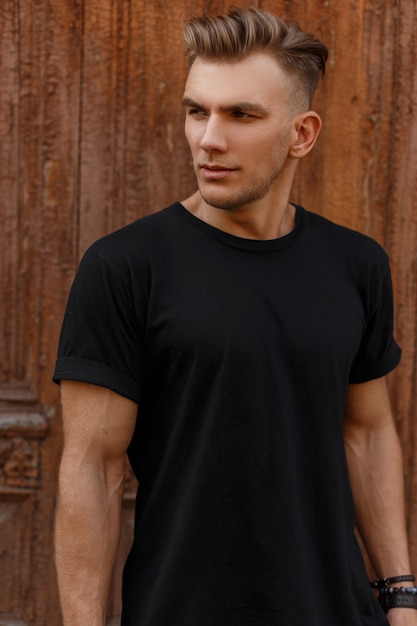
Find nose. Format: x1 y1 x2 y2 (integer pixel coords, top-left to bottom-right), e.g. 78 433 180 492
199 115 228 153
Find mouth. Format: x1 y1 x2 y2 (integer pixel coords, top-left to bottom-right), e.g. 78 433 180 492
199 164 238 180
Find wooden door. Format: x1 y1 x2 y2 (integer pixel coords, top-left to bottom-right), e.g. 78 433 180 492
0 1 416 625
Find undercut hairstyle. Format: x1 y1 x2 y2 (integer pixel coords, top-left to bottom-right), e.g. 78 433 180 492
183 7 328 108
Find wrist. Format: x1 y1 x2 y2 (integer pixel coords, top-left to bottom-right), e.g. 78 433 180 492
370 575 417 613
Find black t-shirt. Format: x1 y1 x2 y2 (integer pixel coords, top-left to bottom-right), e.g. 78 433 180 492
54 203 400 625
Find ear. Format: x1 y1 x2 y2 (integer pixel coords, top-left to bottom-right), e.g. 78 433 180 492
289 111 322 159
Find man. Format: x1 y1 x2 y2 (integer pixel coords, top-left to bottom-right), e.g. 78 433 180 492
54 7 417 626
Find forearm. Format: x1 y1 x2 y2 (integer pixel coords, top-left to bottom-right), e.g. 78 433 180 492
345 420 410 578
55 453 124 626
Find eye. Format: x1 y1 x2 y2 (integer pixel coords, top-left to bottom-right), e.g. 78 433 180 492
231 110 252 119
187 107 207 118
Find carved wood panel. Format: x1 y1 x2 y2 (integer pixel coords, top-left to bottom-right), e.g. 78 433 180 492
0 1 416 624
0 412 48 619
0 0 80 623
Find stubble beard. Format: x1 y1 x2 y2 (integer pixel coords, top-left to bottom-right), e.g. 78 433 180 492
196 139 290 211
198 167 284 212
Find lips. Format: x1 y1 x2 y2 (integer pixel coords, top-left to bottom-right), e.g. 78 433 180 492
199 164 238 180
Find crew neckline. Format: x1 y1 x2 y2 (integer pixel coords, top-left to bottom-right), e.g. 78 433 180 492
171 202 306 252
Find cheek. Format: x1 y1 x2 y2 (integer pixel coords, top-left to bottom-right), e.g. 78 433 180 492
269 132 292 163
248 128 287 153
248 137 286 165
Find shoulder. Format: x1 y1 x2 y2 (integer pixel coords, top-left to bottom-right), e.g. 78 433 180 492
79 203 182 280
91 203 181 256
304 209 390 269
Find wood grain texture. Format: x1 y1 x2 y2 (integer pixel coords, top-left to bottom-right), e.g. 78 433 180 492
0 0 27 394
0 0 83 623
385 0 417 562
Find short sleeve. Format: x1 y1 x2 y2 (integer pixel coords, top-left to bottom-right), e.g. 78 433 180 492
53 245 147 403
349 266 401 384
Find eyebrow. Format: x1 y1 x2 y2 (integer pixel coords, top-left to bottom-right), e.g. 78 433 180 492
182 96 271 115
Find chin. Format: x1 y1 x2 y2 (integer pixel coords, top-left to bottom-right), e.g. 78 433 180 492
200 194 239 211
198 186 237 210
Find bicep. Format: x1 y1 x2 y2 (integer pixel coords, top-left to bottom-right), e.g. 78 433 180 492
343 376 395 439
60 380 138 466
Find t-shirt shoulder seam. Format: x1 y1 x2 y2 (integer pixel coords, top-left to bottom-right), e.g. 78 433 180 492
87 240 145 289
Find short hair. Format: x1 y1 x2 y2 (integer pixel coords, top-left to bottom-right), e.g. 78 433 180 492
183 7 328 107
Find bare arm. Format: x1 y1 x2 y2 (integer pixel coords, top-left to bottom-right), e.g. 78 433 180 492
344 377 417 625
55 380 137 626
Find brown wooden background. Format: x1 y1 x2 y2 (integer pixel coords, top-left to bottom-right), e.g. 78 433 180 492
0 1 416 624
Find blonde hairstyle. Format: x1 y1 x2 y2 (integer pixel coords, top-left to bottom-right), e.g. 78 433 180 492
183 7 328 107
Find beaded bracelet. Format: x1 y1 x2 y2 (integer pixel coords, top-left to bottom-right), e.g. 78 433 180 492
370 574 415 589
378 586 417 595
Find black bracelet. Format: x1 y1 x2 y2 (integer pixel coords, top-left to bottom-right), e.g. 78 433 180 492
379 592 417 612
370 574 415 589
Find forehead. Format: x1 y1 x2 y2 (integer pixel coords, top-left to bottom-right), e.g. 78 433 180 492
183 53 292 108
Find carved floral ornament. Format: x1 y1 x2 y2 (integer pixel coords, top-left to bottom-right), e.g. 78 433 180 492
0 412 48 491
0 438 41 489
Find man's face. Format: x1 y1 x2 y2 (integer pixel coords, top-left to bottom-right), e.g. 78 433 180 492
182 53 300 212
